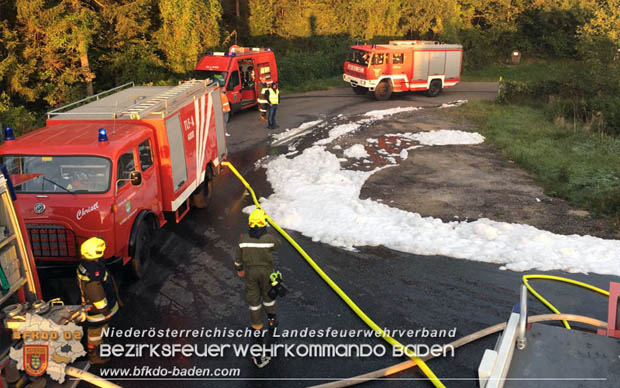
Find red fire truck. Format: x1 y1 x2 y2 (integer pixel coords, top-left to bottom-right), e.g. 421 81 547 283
194 45 278 119
343 40 463 100
0 80 227 278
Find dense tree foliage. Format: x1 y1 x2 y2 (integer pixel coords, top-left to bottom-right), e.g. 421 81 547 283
0 0 618 134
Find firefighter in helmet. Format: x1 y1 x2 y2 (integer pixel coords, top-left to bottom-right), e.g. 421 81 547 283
234 209 281 368
77 237 121 364
257 82 269 121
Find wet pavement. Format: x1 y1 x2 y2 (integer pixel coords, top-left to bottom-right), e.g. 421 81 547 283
38 84 620 388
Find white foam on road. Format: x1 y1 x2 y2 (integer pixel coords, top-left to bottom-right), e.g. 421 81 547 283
315 122 365 145
254 146 620 276
395 130 485 146
272 120 323 146
364 106 420 119
439 100 468 108
343 144 370 159
255 109 620 276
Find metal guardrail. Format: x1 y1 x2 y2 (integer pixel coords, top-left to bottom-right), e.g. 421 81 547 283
46 82 135 119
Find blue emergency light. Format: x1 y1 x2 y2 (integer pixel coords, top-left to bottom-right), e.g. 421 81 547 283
356 40 360 45
372 43 376 48
225 52 236 57
206 52 213 56
98 128 108 142
4 127 15 141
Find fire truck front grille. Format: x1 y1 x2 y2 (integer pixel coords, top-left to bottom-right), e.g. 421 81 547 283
27 225 78 258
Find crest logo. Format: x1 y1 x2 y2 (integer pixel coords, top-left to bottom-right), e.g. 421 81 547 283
23 345 48 377
33 203 46 214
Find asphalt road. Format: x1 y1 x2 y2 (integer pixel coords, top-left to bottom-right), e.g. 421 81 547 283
41 83 619 388
225 82 499 153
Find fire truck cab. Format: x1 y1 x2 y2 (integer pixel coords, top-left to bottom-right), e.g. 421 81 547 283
343 40 463 100
194 45 278 120
0 80 227 279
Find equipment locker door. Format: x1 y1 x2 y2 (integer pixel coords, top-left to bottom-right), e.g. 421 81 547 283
165 114 188 192
210 90 227 162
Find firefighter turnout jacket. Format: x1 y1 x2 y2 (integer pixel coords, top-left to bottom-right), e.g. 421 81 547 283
77 261 120 323
234 233 281 271
257 86 269 111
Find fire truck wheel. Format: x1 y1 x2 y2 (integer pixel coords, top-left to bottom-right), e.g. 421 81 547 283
374 81 392 101
352 86 368 95
191 178 213 209
131 220 154 279
426 79 443 97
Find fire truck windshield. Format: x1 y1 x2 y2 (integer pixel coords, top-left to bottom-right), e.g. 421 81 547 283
348 49 370 66
193 70 228 87
0 155 111 194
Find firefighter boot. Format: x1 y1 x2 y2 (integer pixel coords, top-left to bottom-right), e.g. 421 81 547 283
251 329 271 368
268 313 278 333
88 345 110 365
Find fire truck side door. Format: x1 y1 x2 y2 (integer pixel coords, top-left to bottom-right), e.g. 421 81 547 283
114 148 140 258
137 138 160 215
226 69 242 112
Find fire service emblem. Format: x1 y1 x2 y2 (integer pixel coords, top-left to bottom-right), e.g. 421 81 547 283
23 345 48 377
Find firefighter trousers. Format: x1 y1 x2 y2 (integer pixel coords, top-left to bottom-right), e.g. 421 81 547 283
87 323 107 351
245 266 276 329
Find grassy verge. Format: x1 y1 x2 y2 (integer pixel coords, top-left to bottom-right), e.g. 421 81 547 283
452 100 620 220
462 61 577 83
282 75 347 94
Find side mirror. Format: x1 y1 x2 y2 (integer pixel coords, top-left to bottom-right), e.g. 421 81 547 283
130 171 142 186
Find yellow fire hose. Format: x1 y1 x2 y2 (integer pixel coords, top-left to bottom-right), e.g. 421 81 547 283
522 274 609 329
222 161 446 388
66 366 123 388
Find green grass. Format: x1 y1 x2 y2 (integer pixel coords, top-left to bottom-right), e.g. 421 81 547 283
450 100 620 220
462 60 577 83
282 75 347 94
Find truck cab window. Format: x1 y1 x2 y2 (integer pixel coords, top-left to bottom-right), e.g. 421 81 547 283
117 151 136 189
372 54 385 65
138 139 153 171
393 53 404 64
349 49 370 66
227 71 240 91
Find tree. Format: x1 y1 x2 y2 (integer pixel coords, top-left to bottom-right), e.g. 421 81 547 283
155 0 222 73
0 0 100 106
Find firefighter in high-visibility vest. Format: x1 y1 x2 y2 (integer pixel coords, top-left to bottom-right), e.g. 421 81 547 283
234 209 281 368
265 82 280 129
77 237 121 364
257 82 269 121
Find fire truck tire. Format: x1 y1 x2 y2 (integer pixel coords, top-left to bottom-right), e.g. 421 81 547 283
352 86 368 95
374 81 392 100
191 176 213 209
130 219 155 279
426 79 443 97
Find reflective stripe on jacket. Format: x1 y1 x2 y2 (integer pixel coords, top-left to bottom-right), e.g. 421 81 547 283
234 233 281 270
77 261 120 323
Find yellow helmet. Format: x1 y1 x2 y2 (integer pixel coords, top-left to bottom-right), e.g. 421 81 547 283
248 209 267 228
81 237 106 260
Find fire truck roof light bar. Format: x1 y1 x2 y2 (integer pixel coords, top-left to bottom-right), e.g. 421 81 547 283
47 82 135 119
